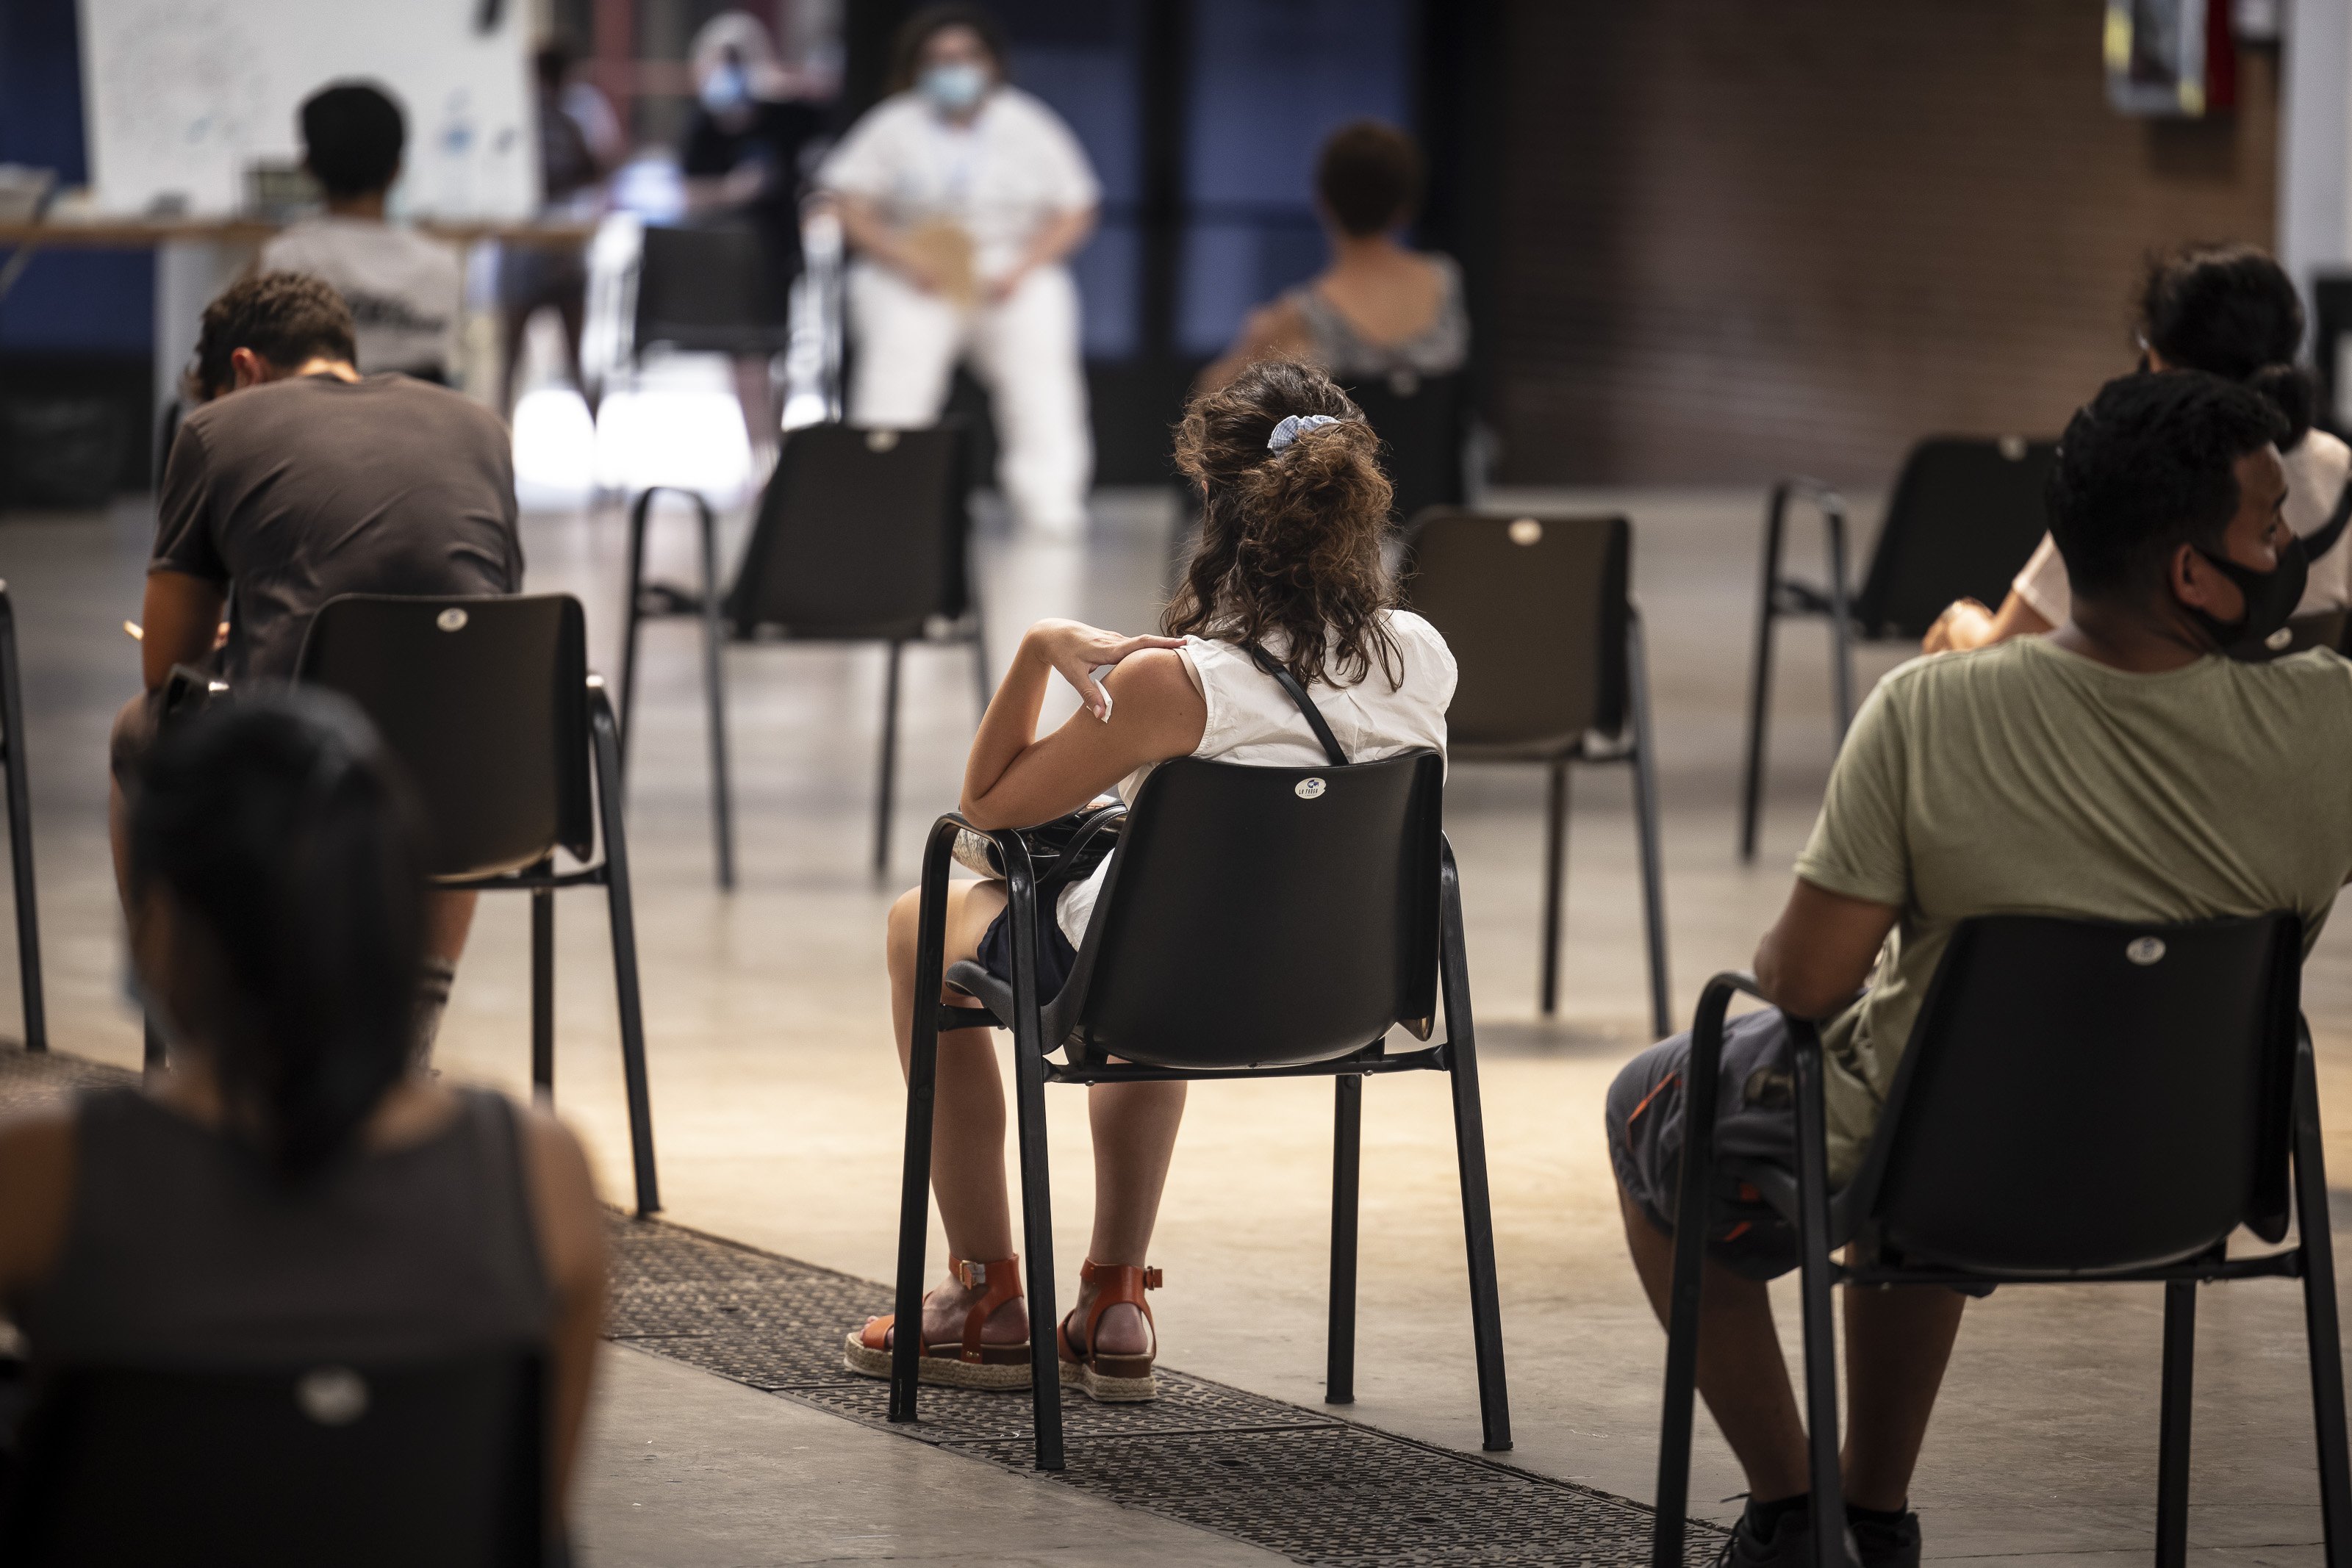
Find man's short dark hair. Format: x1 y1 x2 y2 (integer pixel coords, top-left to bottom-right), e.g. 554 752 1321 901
191 272 358 400
1316 121 1423 237
300 82 406 198
2046 370 2288 602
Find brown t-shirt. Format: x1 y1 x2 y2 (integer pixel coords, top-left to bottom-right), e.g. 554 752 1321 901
151 373 523 683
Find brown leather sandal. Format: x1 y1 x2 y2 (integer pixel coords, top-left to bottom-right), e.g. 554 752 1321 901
1056 1259 1162 1402
843 1255 1030 1391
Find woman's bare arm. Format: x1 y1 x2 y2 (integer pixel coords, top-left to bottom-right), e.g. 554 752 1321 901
0 1111 74 1304
521 1110 606 1520
959 621 1205 830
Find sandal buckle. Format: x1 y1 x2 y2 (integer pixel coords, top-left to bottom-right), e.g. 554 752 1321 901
1143 1267 1163 1290
956 1259 986 1289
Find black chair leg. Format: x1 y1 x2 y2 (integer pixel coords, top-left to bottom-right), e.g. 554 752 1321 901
890 824 961 1425
143 1014 166 1079
2293 1028 2352 1566
874 641 903 877
591 683 660 1217
1653 980 1732 1568
0 590 43 1051
1790 1025 1850 1568
530 879 555 1107
1439 838 1511 1453
2156 1278 2196 1568
1627 606 1672 1039
1738 492 1787 863
1000 852 1065 1472
618 490 654 778
694 501 736 891
1538 761 1568 1017
1327 1071 1363 1405
1822 508 1854 748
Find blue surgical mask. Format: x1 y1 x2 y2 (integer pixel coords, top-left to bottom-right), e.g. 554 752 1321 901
919 62 988 114
700 63 750 115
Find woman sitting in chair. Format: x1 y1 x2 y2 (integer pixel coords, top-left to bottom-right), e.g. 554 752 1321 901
0 694 606 1539
847 359 1458 1402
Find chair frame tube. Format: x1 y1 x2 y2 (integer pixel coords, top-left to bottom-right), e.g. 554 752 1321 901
1327 1071 1363 1406
0 587 44 1051
1739 480 1851 863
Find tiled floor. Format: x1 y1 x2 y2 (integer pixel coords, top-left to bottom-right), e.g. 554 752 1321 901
7 482 2352 1562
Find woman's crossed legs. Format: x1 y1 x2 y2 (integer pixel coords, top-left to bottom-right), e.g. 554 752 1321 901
884 880 1186 1358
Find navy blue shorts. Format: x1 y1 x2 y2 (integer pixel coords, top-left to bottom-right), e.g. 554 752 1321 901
975 906 1080 1004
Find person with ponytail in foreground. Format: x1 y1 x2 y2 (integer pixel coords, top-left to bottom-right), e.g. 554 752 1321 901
1925 243 2352 652
845 359 1457 1402
0 693 606 1540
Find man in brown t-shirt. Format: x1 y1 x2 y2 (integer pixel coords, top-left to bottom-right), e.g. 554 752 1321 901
112 271 523 1040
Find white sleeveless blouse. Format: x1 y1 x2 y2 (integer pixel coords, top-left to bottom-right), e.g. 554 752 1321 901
1055 610 1457 944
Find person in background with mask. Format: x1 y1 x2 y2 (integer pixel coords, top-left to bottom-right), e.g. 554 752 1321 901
681 10 830 443
1925 244 2352 653
818 4 1100 541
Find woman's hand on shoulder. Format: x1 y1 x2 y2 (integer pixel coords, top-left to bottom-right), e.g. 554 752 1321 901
1021 619 1186 722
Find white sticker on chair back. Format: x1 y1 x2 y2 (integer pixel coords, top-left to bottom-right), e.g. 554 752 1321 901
436 607 468 633
1294 777 1327 799
2126 936 2166 966
1508 518 1543 546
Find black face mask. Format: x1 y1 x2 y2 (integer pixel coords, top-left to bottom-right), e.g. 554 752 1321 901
2186 536 2308 658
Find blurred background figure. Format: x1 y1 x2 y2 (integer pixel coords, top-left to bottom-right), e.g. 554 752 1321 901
820 4 1100 541
498 38 625 414
1200 120 1466 397
261 82 463 384
681 10 831 448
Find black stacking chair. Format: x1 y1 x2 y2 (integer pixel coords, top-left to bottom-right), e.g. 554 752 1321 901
1650 914 2351 1568
1403 511 1668 1034
0 585 43 1053
0 1351 543 1564
889 747 1511 1472
1344 370 1467 527
1739 437 2056 859
296 593 659 1216
633 222 795 360
619 422 983 887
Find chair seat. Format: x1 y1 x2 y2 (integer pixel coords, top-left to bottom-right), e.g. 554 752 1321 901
944 959 1012 1021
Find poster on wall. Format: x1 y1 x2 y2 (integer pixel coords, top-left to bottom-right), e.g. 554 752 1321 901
74 0 538 219
2104 0 2238 118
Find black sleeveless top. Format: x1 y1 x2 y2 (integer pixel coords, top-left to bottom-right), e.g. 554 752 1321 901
12 1087 551 1369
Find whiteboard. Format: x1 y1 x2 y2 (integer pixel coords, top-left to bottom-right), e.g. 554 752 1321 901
76 0 539 219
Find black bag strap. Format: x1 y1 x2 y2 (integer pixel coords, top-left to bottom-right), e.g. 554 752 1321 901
2302 473 2352 565
1243 643 1349 767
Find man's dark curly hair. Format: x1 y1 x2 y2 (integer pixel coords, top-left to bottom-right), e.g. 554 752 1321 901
190 271 357 400
2046 369 2287 603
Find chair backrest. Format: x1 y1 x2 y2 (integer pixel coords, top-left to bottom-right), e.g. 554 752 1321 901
633 223 793 359
1341 370 1467 527
1852 436 2057 638
295 594 594 879
1402 511 1629 749
1069 751 1444 1069
1858 913 2300 1276
0 1351 542 1567
725 423 972 639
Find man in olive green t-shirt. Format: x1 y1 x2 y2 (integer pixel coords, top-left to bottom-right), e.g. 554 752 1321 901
1605 370 2352 1567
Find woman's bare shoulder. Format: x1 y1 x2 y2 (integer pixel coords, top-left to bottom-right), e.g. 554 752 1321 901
0 1105 78 1292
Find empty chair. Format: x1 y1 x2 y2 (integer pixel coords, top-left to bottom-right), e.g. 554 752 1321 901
1651 914 2351 1568
888 744 1510 1472
0 583 43 1051
632 222 795 361
619 422 983 886
295 593 659 1216
1739 437 2055 859
0 1352 542 1565
1404 511 1668 1034
1343 369 1467 528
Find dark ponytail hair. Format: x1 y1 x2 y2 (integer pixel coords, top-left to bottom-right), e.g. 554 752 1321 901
129 690 428 1180
2139 244 2317 450
1167 359 1402 689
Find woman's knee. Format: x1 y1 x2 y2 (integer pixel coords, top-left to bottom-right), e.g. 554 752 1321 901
886 886 925 976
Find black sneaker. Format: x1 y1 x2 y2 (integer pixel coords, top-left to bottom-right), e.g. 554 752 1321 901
1849 1510 1920 1568
1712 1507 1865 1568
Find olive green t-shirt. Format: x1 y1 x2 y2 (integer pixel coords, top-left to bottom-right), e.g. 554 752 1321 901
1796 636 2352 1184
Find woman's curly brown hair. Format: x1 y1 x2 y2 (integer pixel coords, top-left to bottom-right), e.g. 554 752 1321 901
1166 359 1400 690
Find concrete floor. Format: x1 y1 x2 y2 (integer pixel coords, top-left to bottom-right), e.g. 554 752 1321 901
7 483 2352 1564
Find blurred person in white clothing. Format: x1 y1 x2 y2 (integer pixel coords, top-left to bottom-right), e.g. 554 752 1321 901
819 4 1099 539
261 82 463 383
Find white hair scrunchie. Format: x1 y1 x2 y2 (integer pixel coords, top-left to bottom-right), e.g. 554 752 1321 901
1266 413 1342 453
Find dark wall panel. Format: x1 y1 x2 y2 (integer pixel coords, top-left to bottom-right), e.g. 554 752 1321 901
1491 1 2278 486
